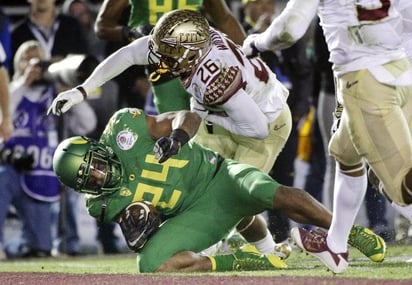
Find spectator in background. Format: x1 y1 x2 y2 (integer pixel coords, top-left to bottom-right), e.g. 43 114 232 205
10 0 94 257
0 42 12 259
62 0 106 61
0 40 60 258
0 6 12 70
11 0 88 70
0 43 13 143
0 7 13 143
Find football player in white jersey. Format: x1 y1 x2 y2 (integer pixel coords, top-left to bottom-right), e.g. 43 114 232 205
48 9 293 259
242 0 412 273
387 0 412 231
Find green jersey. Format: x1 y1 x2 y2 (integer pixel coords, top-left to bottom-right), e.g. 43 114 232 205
85 108 221 222
84 108 281 272
128 0 203 27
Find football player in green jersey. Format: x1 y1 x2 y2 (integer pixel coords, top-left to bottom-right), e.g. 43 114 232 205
53 108 335 272
94 0 246 45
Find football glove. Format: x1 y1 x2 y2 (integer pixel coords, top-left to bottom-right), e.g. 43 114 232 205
118 201 161 252
47 87 86 116
242 34 260 58
154 129 190 163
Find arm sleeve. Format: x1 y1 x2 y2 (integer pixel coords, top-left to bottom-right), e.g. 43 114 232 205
205 91 269 139
254 0 318 51
82 36 150 94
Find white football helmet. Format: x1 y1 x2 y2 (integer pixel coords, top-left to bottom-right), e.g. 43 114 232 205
149 9 211 75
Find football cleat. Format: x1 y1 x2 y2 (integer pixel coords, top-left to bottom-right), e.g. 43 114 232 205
225 231 248 253
291 227 348 274
274 240 292 259
232 244 287 270
348 224 386 263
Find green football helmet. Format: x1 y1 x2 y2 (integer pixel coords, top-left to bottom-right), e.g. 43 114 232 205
52 136 122 195
148 9 211 75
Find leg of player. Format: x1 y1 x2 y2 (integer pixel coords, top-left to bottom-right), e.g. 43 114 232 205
156 244 287 272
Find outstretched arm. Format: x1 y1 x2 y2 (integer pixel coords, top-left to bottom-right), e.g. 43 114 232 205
243 0 318 54
48 37 150 115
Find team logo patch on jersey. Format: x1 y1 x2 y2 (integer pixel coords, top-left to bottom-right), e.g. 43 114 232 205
128 108 142 118
119 187 132 197
116 130 137 150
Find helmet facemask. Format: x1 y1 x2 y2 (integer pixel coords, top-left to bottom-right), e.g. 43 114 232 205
78 146 122 194
53 136 122 195
148 9 212 76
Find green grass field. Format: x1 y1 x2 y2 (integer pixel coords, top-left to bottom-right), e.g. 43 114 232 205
0 244 411 279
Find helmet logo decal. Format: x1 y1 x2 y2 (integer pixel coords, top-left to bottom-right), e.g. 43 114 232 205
128 108 141 118
71 137 88 144
116 130 137 150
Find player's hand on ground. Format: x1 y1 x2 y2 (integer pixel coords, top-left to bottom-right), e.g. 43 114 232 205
242 34 260 58
47 88 84 116
154 136 181 163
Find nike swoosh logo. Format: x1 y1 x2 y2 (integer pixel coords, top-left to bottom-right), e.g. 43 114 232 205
346 80 359 89
374 236 384 250
128 232 145 246
273 123 286 131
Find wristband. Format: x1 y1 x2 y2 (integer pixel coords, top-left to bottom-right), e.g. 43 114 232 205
76 86 88 99
170 128 190 146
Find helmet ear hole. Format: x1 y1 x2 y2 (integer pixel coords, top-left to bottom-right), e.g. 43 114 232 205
149 9 211 74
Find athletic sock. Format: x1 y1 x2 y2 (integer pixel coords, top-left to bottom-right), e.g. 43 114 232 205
327 165 368 253
391 202 412 222
207 254 236 271
251 229 276 254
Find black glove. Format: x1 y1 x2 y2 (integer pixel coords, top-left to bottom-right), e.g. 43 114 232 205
154 129 190 163
118 201 161 252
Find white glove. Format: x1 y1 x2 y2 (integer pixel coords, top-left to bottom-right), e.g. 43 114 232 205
47 87 85 116
242 34 260 58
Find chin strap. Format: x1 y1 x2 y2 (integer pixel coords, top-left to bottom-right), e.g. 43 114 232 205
99 195 108 222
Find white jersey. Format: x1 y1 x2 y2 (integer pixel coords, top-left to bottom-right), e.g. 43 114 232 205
185 28 289 138
319 0 405 76
398 0 412 60
254 0 408 80
82 29 289 139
